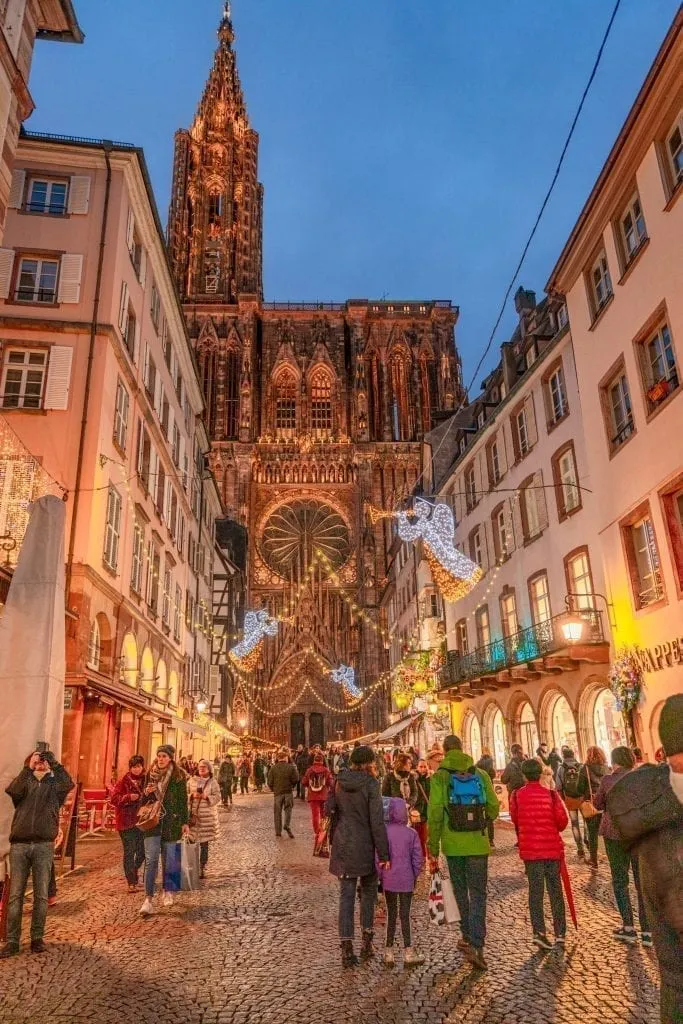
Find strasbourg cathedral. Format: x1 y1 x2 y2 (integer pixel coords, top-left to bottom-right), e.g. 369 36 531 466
167 5 464 746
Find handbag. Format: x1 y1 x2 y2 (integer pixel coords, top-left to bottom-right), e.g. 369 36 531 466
136 768 171 832
580 767 600 820
180 838 201 891
439 856 460 924
428 871 445 926
313 816 332 858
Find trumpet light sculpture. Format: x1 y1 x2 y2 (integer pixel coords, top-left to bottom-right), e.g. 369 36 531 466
330 663 362 700
229 610 280 671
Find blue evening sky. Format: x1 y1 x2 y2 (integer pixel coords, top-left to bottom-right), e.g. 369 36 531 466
28 0 679 388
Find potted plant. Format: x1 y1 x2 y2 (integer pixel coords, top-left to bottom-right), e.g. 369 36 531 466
647 379 670 404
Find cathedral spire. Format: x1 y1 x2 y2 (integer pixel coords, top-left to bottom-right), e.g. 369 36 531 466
167 0 264 303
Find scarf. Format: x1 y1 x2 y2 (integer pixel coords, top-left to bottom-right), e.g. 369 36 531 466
394 770 412 802
148 759 174 798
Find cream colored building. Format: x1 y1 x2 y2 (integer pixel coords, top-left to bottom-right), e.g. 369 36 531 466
429 287 624 770
547 10 683 758
0 1 82 231
0 131 233 783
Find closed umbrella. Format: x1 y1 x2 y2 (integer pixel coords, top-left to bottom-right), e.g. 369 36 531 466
560 857 578 929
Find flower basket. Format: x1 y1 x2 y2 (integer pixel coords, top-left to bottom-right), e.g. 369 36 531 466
647 379 670 404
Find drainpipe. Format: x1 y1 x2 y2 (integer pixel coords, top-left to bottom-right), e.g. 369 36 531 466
65 141 113 601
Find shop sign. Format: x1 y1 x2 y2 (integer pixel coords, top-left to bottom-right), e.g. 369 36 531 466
63 687 75 710
633 637 683 673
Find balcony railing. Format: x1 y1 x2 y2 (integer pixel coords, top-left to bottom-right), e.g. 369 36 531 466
440 610 605 687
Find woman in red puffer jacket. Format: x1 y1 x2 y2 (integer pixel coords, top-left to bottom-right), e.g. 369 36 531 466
110 755 146 891
509 759 569 950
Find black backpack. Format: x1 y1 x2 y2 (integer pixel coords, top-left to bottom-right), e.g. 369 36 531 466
561 763 582 799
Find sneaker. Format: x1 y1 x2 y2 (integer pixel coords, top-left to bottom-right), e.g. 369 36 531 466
641 932 653 948
47 896 57 907
0 944 20 959
285 827 294 839
30 939 47 954
139 898 155 916
162 891 174 908
533 934 554 951
613 926 637 945
404 947 425 967
383 948 395 967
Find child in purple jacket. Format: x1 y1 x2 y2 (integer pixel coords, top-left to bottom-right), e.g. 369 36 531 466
377 797 425 967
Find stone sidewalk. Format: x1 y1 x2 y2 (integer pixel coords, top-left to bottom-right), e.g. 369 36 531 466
0 792 660 1024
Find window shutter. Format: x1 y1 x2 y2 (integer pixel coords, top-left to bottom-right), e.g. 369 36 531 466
0 248 15 299
139 248 147 287
68 175 91 215
126 209 135 252
143 344 150 388
136 420 144 475
524 395 538 447
57 254 83 303
44 346 74 410
154 376 162 416
8 169 25 209
118 281 129 334
133 318 141 365
534 470 549 532
502 500 515 554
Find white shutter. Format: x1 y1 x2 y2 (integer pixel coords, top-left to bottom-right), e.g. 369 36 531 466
209 665 219 696
143 344 150 388
503 499 516 554
154 376 162 416
8 169 25 209
137 420 144 475
534 470 549 532
126 209 135 252
525 395 538 448
511 492 524 548
68 175 91 215
0 248 14 299
139 248 147 287
133 318 141 365
44 346 74 410
57 254 83 304
118 280 129 334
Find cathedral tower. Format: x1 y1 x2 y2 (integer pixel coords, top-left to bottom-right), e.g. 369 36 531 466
169 5 465 745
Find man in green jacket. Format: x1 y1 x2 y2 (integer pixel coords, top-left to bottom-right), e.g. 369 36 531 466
427 735 499 970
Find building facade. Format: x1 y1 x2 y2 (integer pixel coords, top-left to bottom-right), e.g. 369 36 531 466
167 6 465 744
429 288 627 772
0 0 82 233
547 10 683 759
0 132 233 784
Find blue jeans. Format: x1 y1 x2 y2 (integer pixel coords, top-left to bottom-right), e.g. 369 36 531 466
143 835 181 897
446 855 489 950
7 841 54 946
338 873 377 940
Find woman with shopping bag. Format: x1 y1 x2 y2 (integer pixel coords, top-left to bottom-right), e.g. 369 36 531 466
187 760 221 878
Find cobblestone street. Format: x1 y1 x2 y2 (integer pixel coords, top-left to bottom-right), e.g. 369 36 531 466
0 793 660 1024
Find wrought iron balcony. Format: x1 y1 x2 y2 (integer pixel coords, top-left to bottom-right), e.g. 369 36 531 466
440 610 605 688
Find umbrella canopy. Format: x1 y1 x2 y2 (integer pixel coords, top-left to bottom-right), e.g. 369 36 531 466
0 496 66 861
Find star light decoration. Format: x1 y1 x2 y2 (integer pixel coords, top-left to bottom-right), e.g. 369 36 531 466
394 499 483 602
229 610 280 671
330 663 362 701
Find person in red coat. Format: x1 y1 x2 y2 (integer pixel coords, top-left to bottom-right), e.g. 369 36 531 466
301 753 334 834
110 755 146 891
510 759 569 950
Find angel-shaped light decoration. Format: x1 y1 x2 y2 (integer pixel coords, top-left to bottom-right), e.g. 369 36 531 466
229 610 279 671
396 498 483 602
330 663 362 701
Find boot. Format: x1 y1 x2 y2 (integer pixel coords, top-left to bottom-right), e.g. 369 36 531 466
340 940 359 968
360 930 375 961
404 947 425 966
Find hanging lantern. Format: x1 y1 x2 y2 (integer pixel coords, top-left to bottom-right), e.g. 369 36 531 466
395 693 410 711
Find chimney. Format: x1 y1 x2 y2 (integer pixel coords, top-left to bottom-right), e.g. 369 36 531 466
514 286 536 319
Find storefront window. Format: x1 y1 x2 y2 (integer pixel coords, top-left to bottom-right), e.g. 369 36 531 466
593 688 627 760
551 694 577 751
491 707 507 770
519 701 539 757
465 713 482 764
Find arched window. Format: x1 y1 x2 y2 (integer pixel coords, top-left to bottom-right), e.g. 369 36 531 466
225 348 239 439
390 350 411 441
275 370 297 436
87 618 101 671
550 694 577 751
310 368 332 434
464 712 482 763
519 701 539 756
593 688 627 759
491 707 507 770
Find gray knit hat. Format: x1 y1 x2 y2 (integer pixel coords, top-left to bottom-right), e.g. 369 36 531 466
157 744 175 758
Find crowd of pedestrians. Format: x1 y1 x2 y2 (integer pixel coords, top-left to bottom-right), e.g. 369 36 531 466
1 694 681 1024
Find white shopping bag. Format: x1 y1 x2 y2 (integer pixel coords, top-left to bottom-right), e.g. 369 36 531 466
180 839 201 891
440 856 460 924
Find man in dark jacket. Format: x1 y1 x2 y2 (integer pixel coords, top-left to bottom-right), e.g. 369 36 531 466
218 755 236 807
1 749 74 957
326 745 389 967
295 746 310 799
267 750 298 838
608 695 683 1024
501 744 525 797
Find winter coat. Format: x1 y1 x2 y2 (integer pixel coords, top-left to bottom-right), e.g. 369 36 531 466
536 758 556 790
238 758 251 778
607 764 683 997
476 754 496 780
253 757 267 784
110 771 145 831
427 746 444 773
295 751 311 778
556 757 583 800
509 781 568 861
377 798 423 892
6 764 74 844
268 761 298 795
218 760 236 786
501 756 525 795
326 768 389 878
187 775 221 844
414 773 431 822
593 767 631 839
140 765 189 843
427 749 499 858
578 762 608 802
302 764 333 803
382 770 418 808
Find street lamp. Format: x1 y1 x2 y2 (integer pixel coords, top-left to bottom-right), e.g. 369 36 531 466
427 698 439 716
195 697 208 712
560 611 585 644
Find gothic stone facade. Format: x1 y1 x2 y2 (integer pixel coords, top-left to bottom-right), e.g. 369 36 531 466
168 8 464 743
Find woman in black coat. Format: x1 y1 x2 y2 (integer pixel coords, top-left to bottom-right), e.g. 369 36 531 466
381 753 418 807
476 749 497 847
325 746 389 968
